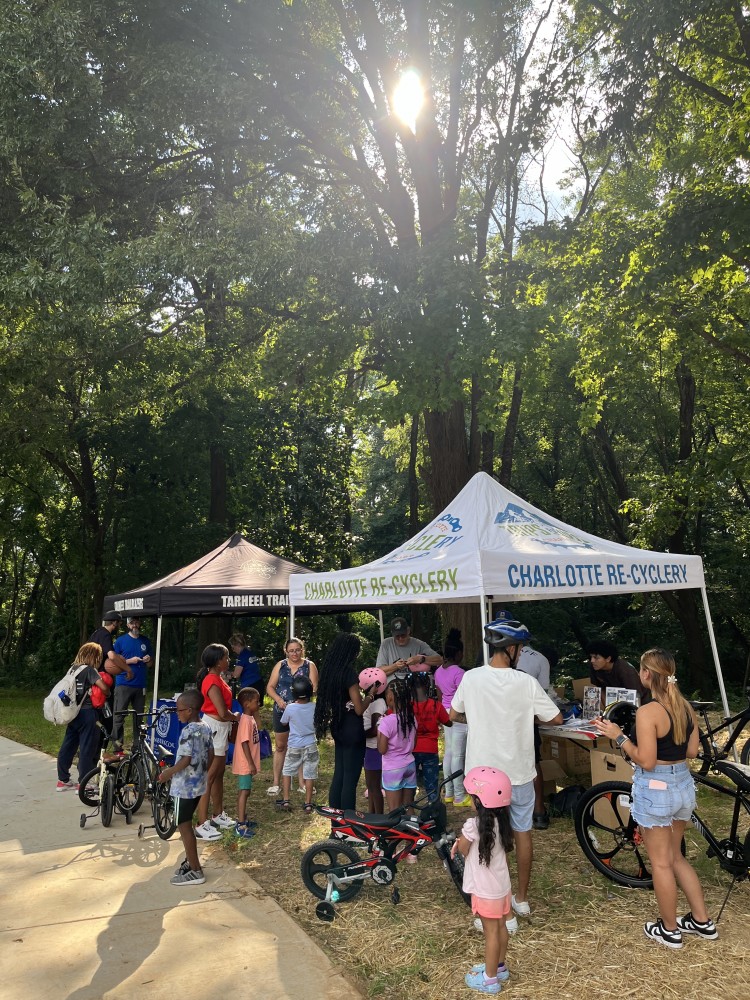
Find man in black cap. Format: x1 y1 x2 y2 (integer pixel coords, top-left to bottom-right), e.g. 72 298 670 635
375 616 442 679
89 611 130 679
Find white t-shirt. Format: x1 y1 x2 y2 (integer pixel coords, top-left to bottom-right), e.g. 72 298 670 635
516 646 551 692
362 696 386 749
451 666 559 785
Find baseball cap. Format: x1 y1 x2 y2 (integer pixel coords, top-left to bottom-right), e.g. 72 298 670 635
126 616 141 625
391 616 409 636
102 611 122 622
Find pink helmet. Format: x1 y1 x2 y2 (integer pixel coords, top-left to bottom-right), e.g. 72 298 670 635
463 767 512 808
358 667 387 695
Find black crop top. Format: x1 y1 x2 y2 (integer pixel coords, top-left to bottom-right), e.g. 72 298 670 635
630 707 693 761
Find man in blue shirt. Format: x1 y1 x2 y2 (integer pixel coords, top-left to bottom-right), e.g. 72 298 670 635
112 617 153 746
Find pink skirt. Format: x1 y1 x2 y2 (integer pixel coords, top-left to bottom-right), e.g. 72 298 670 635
471 892 512 919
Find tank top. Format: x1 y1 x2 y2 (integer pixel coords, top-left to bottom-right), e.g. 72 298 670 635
276 658 311 704
631 706 693 762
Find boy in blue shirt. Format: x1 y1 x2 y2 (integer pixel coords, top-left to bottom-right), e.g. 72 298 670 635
158 690 213 886
279 675 318 813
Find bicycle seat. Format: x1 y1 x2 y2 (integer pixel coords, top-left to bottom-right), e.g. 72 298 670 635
342 808 405 827
714 760 750 794
689 700 715 710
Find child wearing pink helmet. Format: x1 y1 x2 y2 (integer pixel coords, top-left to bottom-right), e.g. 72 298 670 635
451 766 514 995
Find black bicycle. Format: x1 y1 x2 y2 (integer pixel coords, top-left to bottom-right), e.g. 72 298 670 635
113 709 177 840
78 723 132 828
575 760 750 919
690 691 750 775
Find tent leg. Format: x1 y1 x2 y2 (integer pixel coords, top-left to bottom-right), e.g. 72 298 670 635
700 587 732 723
289 607 295 640
479 596 489 666
150 615 163 750
378 610 384 644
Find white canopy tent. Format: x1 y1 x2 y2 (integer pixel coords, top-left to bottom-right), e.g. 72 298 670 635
289 472 729 715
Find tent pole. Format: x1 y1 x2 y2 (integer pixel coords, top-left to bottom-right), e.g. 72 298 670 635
378 610 384 644
289 606 295 640
150 615 163 750
700 587 731 719
480 595 489 666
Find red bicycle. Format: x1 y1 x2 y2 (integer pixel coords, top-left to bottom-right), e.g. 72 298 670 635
300 770 469 920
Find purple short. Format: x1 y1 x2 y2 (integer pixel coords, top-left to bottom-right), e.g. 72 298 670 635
382 761 417 792
364 747 382 771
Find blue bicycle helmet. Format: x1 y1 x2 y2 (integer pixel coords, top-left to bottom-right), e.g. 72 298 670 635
483 619 531 648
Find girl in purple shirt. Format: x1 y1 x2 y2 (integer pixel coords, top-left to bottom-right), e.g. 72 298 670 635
434 628 469 805
377 679 417 812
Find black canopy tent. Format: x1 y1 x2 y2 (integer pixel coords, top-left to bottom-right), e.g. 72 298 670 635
104 533 316 711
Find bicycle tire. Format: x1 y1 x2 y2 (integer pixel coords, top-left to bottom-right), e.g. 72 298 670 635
435 842 471 906
115 756 146 815
101 774 115 827
152 781 176 840
574 781 653 889
741 739 750 766
300 839 364 901
78 766 101 807
693 731 714 776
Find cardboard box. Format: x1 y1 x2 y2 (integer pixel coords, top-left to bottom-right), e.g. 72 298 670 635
572 676 597 704
540 758 566 799
540 734 592 777
590 749 634 826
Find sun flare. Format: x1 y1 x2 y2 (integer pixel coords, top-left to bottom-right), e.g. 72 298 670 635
392 70 424 128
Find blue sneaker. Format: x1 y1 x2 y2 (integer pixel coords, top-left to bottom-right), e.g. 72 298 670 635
470 965 510 983
235 823 256 839
465 970 501 994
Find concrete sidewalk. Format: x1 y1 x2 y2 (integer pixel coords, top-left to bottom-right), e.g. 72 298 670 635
0 737 360 1000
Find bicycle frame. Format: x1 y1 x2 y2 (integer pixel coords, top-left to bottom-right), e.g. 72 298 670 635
692 693 750 767
691 767 750 879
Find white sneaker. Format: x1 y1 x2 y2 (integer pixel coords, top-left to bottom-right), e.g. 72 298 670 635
211 811 235 829
511 895 531 917
195 820 221 841
266 785 280 796
505 916 519 934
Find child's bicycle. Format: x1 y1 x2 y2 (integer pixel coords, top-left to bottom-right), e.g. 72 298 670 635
112 709 177 840
300 769 469 921
574 757 750 922
78 723 130 828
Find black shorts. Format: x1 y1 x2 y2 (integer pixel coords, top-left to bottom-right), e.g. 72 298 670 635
272 704 289 734
174 795 201 825
534 723 541 763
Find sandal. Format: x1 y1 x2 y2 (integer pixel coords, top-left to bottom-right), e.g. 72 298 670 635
303 802 313 815
276 799 292 811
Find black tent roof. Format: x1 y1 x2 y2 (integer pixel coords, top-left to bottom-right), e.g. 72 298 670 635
104 533 314 617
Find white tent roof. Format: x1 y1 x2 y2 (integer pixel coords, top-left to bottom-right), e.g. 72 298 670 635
289 472 705 607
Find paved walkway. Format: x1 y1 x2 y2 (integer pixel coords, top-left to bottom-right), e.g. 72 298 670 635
0 737 360 1000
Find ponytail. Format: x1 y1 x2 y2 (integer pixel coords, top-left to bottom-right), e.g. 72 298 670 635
640 648 689 744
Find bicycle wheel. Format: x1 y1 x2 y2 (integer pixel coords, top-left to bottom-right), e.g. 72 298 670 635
693 731 714 776
78 766 101 807
300 839 364 901
115 756 146 815
152 781 176 840
435 841 471 906
741 738 750 766
574 781 653 889
101 774 115 827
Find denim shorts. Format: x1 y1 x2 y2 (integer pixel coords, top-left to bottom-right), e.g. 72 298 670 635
508 780 535 833
631 762 695 828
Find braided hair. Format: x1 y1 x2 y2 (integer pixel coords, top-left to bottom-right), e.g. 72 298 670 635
474 797 514 867
443 627 464 664
387 677 416 740
314 632 362 739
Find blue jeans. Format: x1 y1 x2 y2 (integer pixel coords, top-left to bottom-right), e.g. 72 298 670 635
57 707 100 783
413 751 440 802
442 723 467 800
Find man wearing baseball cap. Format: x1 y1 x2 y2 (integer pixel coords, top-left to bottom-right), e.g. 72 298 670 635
112 616 153 746
89 611 129 678
375 616 442 679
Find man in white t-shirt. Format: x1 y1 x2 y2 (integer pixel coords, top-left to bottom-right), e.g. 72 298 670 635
450 619 561 928
375 616 442 679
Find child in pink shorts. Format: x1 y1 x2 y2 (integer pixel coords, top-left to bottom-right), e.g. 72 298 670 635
452 766 514 995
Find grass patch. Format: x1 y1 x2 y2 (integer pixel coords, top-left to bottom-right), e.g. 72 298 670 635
4 691 750 999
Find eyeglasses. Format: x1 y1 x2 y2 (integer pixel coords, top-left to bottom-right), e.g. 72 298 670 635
175 706 191 714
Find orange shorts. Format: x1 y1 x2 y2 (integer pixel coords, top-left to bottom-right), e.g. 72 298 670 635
471 892 512 920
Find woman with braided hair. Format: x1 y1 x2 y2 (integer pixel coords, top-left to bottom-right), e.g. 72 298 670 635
314 632 375 810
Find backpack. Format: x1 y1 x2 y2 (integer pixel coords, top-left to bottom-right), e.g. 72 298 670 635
43 664 91 725
548 784 587 819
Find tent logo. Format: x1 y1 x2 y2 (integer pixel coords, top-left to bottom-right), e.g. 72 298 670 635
241 559 277 580
494 503 594 550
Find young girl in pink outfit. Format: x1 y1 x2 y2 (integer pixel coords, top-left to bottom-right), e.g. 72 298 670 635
376 678 417 812
452 766 514 995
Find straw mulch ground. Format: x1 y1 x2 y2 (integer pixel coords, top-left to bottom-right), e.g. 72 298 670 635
220 726 750 1000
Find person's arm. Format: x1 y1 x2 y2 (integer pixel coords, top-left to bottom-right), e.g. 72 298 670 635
308 661 319 693
93 676 110 692
349 682 375 717
594 703 658 769
451 831 471 858
364 711 382 738
449 686 465 723
107 649 132 680
686 706 700 759
232 664 243 680
207 681 236 723
377 729 389 755
404 652 443 668
242 739 254 768
266 661 285 711
437 702 452 728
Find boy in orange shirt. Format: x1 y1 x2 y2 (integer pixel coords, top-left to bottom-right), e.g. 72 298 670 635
232 687 261 837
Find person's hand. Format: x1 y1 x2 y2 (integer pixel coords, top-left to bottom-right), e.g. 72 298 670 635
125 669 134 681
157 769 171 784
593 717 621 740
